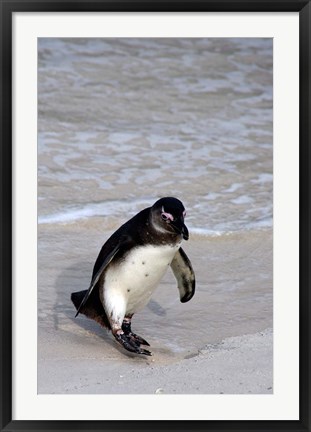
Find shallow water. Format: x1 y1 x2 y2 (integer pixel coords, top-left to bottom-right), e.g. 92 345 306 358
37 38 273 365
38 37 272 234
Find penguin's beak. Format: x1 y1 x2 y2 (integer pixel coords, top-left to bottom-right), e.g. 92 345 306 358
171 219 189 240
182 223 189 240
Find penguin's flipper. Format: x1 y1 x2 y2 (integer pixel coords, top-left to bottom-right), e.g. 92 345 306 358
170 247 195 303
74 243 121 318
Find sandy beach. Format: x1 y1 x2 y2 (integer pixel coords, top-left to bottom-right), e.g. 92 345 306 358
38 222 273 394
38 327 272 395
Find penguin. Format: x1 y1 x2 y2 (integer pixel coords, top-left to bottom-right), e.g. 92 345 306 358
71 197 195 356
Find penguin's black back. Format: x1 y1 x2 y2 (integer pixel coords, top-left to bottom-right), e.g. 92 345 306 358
91 207 151 279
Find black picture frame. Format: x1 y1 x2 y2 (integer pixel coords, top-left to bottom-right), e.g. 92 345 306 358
1 1 310 431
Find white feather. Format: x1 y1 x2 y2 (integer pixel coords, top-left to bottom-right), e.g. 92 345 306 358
101 244 181 324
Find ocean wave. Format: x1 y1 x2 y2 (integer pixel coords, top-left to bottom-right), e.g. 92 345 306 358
38 202 272 239
38 199 150 225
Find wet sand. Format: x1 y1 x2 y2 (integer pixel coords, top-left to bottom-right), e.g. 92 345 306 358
38 221 273 394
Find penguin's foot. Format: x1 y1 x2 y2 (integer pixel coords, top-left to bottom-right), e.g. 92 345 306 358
114 332 152 356
121 318 150 346
129 332 150 347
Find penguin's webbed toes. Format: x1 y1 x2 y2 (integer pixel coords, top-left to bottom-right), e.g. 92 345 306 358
129 333 150 347
115 333 152 356
137 347 152 356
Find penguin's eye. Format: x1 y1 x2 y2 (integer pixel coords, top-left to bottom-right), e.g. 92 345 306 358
161 212 174 222
183 210 187 218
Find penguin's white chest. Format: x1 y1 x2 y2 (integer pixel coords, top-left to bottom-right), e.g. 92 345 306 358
103 244 180 315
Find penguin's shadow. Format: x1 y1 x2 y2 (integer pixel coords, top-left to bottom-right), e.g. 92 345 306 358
147 299 167 317
53 261 167 352
53 261 112 344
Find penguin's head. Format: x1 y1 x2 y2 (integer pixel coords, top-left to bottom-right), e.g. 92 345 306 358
151 197 189 240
